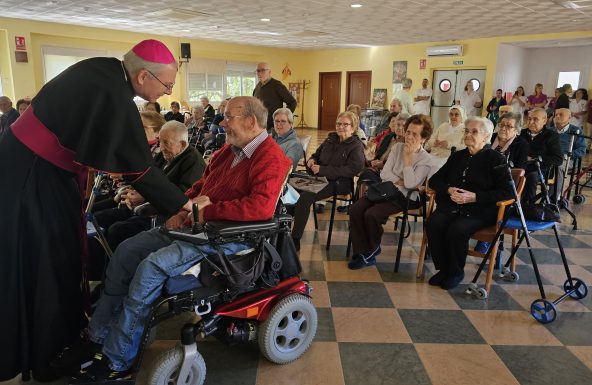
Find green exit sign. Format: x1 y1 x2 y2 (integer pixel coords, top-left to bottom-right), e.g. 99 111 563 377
453 60 464 65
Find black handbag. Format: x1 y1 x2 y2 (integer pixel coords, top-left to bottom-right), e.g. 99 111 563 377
366 181 404 203
523 202 561 223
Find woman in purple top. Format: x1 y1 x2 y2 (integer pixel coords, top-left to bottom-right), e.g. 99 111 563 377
527 83 547 113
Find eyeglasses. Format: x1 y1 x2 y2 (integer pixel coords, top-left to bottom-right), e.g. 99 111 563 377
255 68 270 73
498 124 515 130
464 128 481 135
223 113 245 121
335 122 352 127
274 119 290 125
146 69 174 91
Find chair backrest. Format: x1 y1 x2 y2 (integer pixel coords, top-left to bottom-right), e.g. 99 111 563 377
511 168 526 199
298 135 312 159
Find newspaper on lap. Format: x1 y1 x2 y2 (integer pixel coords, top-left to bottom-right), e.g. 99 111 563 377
288 173 329 194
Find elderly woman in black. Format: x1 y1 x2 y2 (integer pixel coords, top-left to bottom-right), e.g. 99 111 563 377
291 111 365 250
426 117 513 289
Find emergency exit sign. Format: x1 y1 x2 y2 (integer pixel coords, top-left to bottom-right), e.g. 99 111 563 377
453 60 464 65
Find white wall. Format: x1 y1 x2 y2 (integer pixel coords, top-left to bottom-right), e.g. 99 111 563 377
495 44 527 96
495 44 592 99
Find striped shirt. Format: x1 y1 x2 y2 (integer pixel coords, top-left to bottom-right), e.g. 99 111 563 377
231 129 269 168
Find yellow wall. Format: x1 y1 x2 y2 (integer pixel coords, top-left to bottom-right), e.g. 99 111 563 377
1 16 591 127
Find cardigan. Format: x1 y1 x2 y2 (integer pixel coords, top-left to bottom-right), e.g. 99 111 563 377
518 128 563 169
154 146 205 192
380 143 432 198
185 136 291 222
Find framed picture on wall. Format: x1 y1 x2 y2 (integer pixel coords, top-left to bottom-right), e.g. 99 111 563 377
392 61 408 84
288 82 300 105
371 88 387 109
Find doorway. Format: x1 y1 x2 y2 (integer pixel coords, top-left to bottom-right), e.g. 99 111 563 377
431 69 486 128
318 72 341 131
346 71 372 109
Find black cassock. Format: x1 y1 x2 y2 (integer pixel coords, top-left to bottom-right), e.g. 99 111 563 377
0 57 187 381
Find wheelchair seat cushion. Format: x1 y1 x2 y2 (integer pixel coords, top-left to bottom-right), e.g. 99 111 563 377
165 274 203 295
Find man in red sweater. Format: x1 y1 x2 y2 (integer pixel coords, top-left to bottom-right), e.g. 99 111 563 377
58 96 291 382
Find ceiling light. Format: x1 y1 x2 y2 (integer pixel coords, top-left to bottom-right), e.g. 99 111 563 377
182 29 191 32
261 18 270 22
351 4 363 8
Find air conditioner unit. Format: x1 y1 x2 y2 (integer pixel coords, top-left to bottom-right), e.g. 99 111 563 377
426 45 463 57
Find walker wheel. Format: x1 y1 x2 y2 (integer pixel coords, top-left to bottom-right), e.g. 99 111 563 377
573 195 586 204
474 287 488 300
509 271 520 282
530 299 557 324
465 282 478 295
563 278 588 300
560 198 570 209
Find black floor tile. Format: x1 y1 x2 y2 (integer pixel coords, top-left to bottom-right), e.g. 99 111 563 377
494 264 554 286
515 247 566 265
199 341 260 385
154 312 198 340
315 307 336 342
532 234 590 249
448 284 524 310
339 342 432 385
493 345 592 385
327 282 394 308
544 312 592 345
300 260 326 281
398 309 486 344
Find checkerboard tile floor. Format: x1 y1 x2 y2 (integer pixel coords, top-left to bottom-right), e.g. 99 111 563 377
5 128 592 385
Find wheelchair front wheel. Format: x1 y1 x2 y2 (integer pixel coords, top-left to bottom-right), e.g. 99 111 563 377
258 294 317 364
147 345 206 385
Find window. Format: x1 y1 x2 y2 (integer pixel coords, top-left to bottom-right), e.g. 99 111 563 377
469 78 481 91
42 46 125 83
186 59 256 104
557 71 580 88
439 79 451 92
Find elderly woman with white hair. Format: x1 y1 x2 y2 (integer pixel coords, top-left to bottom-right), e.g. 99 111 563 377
272 107 303 171
426 117 513 290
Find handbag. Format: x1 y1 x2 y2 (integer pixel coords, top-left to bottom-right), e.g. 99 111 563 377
523 201 561 223
366 181 404 203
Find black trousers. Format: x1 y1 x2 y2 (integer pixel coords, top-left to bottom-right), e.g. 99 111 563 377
426 210 493 277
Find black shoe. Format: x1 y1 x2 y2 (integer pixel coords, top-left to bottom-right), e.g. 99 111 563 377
428 271 446 286
51 335 102 376
315 204 325 214
441 272 465 290
70 353 130 384
337 205 349 213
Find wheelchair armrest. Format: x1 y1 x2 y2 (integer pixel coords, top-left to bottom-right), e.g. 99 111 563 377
204 219 279 236
134 202 158 217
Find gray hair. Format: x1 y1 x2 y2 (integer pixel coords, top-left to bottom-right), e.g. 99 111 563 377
465 116 494 142
200 95 209 103
192 105 205 114
241 97 268 129
160 120 188 144
273 108 294 124
122 49 177 76
396 112 410 122
402 78 413 89
499 112 522 130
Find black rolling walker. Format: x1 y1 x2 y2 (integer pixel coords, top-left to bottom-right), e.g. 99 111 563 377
465 160 588 323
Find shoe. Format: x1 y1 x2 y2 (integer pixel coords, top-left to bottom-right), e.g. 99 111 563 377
348 246 381 270
428 271 446 286
70 353 131 384
51 334 102 376
337 205 349 213
474 241 490 254
315 204 325 214
440 272 465 290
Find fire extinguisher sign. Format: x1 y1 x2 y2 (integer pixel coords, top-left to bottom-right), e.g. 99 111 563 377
15 36 26 51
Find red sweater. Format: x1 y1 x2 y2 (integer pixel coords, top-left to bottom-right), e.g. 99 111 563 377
185 136 291 222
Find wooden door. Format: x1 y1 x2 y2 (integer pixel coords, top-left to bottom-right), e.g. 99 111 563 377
346 71 372 109
318 72 341 131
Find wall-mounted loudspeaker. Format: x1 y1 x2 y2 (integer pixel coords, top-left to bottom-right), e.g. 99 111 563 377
180 43 191 59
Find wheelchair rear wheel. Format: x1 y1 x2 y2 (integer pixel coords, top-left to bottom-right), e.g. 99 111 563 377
147 344 206 385
258 294 317 364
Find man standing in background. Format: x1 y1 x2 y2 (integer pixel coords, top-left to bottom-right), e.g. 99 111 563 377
414 78 432 116
0 96 20 137
253 62 297 130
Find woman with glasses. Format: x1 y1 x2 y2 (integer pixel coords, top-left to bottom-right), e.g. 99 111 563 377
427 106 466 167
272 108 303 171
426 117 513 289
348 114 433 269
290 111 365 250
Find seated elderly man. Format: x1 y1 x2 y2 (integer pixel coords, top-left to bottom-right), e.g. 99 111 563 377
54 96 292 382
272 107 304 171
0 96 20 136
95 120 206 252
553 108 587 161
518 108 563 204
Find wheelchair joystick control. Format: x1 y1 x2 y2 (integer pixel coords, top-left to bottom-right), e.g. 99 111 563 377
192 203 205 234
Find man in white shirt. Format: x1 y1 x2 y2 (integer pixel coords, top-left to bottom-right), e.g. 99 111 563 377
414 78 432 116
394 78 414 115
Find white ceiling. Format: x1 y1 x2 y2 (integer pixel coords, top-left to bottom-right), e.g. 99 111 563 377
2 0 592 49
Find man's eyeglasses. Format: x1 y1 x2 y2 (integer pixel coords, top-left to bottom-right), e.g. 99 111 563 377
256 68 270 73
336 122 351 127
146 69 174 91
223 113 245 121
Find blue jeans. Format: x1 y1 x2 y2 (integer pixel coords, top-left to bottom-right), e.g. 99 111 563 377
88 228 250 371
